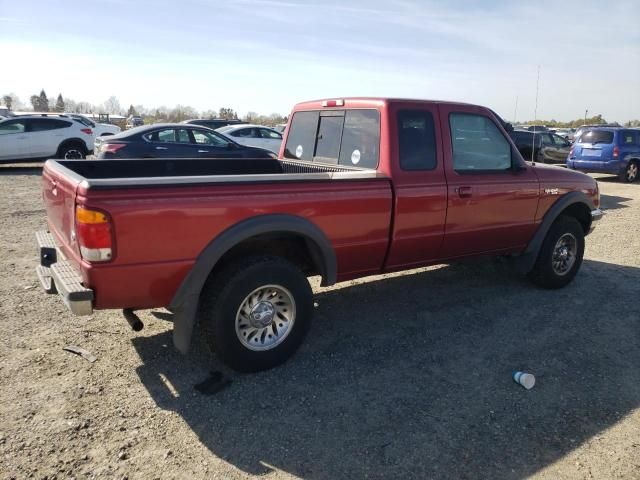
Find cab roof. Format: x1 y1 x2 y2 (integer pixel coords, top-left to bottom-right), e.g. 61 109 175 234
293 97 479 111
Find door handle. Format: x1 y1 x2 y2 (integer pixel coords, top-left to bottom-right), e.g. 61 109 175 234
198 149 209 153
155 146 168 150
456 186 472 198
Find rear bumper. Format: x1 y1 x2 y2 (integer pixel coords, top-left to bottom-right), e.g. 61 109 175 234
590 208 604 233
567 158 625 174
36 230 94 316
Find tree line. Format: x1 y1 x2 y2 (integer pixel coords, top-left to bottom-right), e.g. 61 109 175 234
0 91 288 126
520 114 640 128
2 90 637 127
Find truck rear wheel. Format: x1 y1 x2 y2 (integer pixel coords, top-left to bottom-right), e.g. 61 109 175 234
527 216 585 289
199 256 313 372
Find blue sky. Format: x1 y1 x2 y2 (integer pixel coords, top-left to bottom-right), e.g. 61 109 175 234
1 0 639 121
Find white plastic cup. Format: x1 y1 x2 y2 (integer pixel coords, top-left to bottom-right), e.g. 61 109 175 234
513 371 536 390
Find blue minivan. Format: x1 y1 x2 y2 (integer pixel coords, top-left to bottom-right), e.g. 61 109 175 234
567 127 640 182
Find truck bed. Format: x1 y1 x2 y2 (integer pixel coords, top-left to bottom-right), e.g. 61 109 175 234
49 158 383 188
41 157 393 310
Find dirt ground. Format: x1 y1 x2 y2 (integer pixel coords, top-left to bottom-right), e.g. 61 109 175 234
1 164 639 480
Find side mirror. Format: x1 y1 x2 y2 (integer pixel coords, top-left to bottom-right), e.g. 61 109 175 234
504 122 514 133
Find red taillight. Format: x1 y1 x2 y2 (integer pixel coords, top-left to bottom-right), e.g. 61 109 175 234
81 128 93 135
75 206 113 262
102 143 126 154
321 99 345 107
613 146 619 159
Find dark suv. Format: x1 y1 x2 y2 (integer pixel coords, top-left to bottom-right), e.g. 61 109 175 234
182 119 246 130
567 127 640 182
509 130 571 164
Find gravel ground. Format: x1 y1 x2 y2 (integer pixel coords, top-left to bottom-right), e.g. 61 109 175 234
1 164 639 480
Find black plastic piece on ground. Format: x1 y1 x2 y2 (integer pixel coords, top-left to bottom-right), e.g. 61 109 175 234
123 308 144 332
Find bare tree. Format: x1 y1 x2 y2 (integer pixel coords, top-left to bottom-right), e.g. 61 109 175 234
103 96 121 115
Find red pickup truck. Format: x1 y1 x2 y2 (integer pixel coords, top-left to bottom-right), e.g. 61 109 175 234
36 98 602 372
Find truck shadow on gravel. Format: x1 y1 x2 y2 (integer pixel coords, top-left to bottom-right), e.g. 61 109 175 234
0 165 43 176
132 259 640 479
599 194 633 210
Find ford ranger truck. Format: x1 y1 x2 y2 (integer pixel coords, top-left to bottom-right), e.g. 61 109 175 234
36 98 603 372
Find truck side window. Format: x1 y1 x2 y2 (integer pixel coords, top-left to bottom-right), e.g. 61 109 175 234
397 110 437 171
449 113 511 172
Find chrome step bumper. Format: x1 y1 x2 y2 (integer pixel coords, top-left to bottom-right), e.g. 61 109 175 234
35 231 94 316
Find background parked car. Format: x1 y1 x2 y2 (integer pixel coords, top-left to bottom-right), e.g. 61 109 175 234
554 128 576 141
567 127 640 182
181 118 246 130
216 124 283 153
0 115 94 163
125 115 144 129
509 129 571 164
94 123 277 159
66 113 120 137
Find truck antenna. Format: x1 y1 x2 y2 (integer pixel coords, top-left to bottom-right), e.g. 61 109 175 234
531 65 540 165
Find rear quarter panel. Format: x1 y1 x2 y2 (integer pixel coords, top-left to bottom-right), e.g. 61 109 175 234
77 179 392 309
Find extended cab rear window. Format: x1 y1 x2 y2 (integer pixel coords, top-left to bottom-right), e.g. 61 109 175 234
284 109 380 168
578 130 614 144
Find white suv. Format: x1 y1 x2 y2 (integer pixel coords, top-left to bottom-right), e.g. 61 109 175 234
66 113 121 137
0 115 95 163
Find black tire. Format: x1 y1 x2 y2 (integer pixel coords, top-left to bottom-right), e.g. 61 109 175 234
57 142 86 159
619 160 638 183
199 256 313 373
527 216 585 289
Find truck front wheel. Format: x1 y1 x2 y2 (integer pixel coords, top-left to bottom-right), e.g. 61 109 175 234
527 216 585 289
199 256 313 372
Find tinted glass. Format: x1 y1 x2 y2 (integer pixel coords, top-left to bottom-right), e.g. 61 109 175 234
284 109 380 167
145 129 176 142
177 129 190 143
314 115 344 163
397 110 437 171
552 134 568 146
284 111 319 161
29 118 70 131
620 131 636 144
338 110 380 168
192 129 230 146
72 115 94 127
0 120 26 134
449 113 511 171
538 133 553 145
231 128 255 138
578 130 614 144
259 128 282 139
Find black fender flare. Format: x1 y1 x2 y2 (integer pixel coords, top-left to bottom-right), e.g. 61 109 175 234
169 214 337 353
515 191 595 273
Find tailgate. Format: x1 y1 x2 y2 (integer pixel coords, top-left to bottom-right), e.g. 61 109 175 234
42 161 83 262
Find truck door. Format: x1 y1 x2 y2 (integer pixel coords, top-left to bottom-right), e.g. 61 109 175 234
384 103 448 269
439 104 539 258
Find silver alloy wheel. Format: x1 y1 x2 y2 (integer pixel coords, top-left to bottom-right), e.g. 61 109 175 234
64 148 83 159
552 233 577 276
627 162 638 182
235 284 296 351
